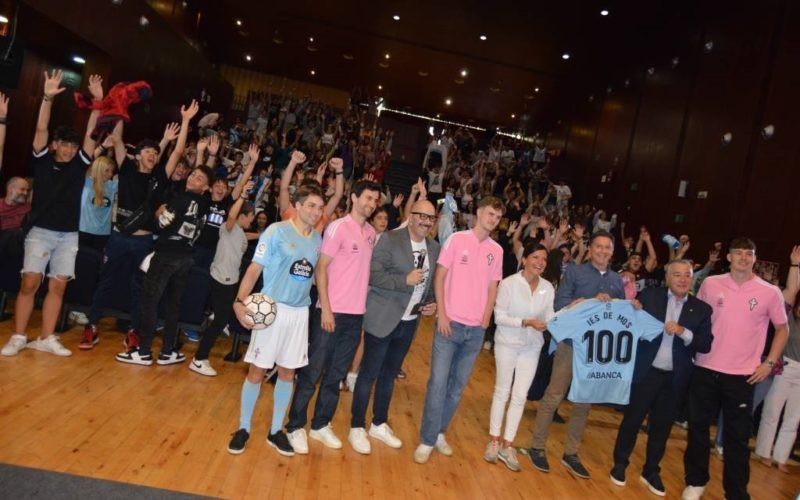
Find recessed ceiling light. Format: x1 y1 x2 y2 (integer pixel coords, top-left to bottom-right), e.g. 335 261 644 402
600 9 609 16
310 69 316 76
309 36 314 43
436 113 441 118
511 114 516 119
444 98 452 106
384 53 391 59
72 55 86 64
460 68 468 77
534 87 540 92
343 53 354 60
479 34 487 41
378 84 383 90
235 19 242 26
245 54 252 61
562 53 571 60
392 14 400 21
0 15 9 23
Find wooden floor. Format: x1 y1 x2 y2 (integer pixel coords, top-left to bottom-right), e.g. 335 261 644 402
0 313 798 499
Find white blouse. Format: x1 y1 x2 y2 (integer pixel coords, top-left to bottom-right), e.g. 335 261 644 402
494 272 555 348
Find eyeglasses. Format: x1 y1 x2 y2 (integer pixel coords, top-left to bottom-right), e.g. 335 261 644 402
412 212 436 222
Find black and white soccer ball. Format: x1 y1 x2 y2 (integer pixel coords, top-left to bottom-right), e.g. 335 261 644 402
243 293 277 329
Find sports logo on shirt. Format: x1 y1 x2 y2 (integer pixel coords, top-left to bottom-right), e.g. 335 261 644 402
289 258 314 281
748 298 758 311
255 242 267 259
460 250 469 264
487 253 494 266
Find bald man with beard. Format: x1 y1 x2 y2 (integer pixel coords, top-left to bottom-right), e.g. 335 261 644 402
0 177 32 231
347 200 440 455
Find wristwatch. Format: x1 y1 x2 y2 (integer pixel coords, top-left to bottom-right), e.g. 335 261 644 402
766 359 776 368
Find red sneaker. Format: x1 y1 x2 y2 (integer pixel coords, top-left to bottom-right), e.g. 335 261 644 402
123 328 140 349
78 325 99 350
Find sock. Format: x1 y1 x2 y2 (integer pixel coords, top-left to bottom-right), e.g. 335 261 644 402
239 379 261 432
270 378 294 434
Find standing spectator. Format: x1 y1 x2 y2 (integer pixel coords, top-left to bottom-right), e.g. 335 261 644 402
414 196 505 464
78 155 118 253
1 71 100 357
682 238 788 500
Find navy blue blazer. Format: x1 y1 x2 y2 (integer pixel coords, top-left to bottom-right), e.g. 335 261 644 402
633 286 713 397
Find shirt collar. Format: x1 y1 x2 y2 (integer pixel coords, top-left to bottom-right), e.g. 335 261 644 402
667 289 688 305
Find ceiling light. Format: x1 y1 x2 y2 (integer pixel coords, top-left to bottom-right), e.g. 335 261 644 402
72 56 86 65
436 113 441 118
460 68 468 77
245 54 252 61
511 114 516 119
479 34 487 41
235 19 242 26
384 53 391 59
444 98 452 106
418 70 429 76
309 36 314 43
534 87 540 92
562 53 571 60
393 14 400 21
378 84 383 90
600 9 609 16
310 69 316 76
343 53 354 60
0 15 8 23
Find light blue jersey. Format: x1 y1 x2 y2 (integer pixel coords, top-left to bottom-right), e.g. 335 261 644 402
79 176 118 236
252 220 321 307
548 299 664 405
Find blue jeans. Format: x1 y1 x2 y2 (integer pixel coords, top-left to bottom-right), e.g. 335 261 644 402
351 319 418 428
286 309 363 432
88 230 153 330
419 321 485 446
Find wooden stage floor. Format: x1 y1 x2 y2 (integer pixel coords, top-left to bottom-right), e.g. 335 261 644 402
0 313 798 499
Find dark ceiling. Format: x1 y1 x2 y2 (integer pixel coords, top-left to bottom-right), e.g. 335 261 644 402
153 0 691 132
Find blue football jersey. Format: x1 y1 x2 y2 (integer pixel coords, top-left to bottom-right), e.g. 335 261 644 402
547 299 664 404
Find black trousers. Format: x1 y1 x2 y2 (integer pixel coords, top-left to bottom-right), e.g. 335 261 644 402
138 251 194 356
195 278 237 360
684 367 754 500
612 367 675 477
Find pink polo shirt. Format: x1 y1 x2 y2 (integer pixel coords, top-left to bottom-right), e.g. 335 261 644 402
438 230 504 327
696 273 788 375
318 214 377 314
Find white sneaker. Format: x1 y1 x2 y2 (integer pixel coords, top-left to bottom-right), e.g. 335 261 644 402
69 311 89 325
435 433 453 456
681 485 706 500
309 424 343 449
369 423 402 449
414 444 433 464
714 445 724 460
1 334 27 356
348 427 372 455
27 335 71 357
483 341 492 351
287 429 309 455
189 358 217 376
484 440 499 463
346 371 358 392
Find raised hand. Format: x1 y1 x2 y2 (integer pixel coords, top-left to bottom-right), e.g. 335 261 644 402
241 180 255 197
393 193 405 208
207 134 220 156
290 150 306 164
196 137 209 154
247 142 259 164
43 69 66 98
163 122 180 142
329 157 343 172
0 92 8 118
508 220 519 233
88 74 104 100
520 212 532 226
362 172 376 183
790 245 800 266
558 218 569 234
180 99 200 121
316 161 327 179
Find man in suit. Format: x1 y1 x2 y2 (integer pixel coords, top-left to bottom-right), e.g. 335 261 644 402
348 200 440 454
610 259 713 497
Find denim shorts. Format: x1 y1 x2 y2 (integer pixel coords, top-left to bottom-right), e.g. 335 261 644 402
23 227 79 279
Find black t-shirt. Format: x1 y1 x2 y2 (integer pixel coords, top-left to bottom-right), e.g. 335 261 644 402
196 195 233 249
155 190 210 254
634 267 663 293
31 148 91 232
116 158 154 226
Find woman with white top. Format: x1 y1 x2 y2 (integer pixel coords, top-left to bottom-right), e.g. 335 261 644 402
485 242 555 471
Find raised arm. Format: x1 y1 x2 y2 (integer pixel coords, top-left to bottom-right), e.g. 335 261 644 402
158 122 180 163
165 100 199 178
205 133 220 168
0 93 7 170
323 157 345 218
34 70 67 152
641 230 658 272
225 180 254 231
279 150 306 213
82 74 104 156
232 143 259 200
784 245 800 305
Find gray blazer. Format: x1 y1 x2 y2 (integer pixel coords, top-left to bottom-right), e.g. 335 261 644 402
362 227 440 338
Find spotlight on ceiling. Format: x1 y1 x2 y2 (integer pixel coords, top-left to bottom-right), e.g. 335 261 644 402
245 54 252 61
309 36 314 43
444 98 452 106
600 9 609 16
236 19 242 26
378 84 383 90
561 53 570 60
460 68 468 77
479 34 487 41
384 53 391 59
139 15 149 28
310 69 316 76
72 55 86 65
393 14 400 21
511 114 516 119
534 87 540 92
0 15 9 23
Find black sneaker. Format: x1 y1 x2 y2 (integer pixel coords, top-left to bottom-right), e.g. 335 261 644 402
553 411 566 424
610 464 626 486
561 454 590 479
640 473 666 496
267 431 295 457
157 350 186 365
528 448 550 473
227 429 249 455
115 348 153 366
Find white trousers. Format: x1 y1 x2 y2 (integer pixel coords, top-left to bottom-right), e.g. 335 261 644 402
489 342 542 443
755 357 800 463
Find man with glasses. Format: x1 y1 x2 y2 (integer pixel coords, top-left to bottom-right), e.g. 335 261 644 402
2 70 102 357
682 238 788 500
348 200 440 454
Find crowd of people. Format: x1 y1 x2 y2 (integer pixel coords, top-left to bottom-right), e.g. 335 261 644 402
0 71 796 500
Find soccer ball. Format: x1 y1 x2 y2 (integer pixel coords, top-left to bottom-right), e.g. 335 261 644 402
242 293 277 330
